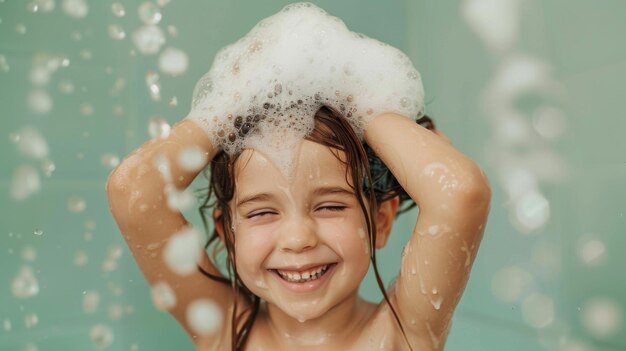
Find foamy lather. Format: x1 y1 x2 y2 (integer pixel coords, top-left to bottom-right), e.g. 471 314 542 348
186 2 425 176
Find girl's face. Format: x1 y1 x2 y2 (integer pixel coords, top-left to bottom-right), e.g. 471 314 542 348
230 140 371 322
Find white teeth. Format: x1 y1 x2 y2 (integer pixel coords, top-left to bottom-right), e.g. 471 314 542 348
276 264 331 283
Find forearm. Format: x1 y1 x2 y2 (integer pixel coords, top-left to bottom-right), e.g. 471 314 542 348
364 113 490 208
106 119 218 221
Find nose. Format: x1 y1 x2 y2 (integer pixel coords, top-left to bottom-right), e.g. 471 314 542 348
276 216 318 253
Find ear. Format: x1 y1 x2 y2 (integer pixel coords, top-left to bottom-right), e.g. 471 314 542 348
213 208 225 241
375 196 400 249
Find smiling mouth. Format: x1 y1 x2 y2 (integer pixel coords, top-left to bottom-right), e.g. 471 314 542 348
271 263 336 283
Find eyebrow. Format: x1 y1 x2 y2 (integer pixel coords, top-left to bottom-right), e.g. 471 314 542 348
236 186 354 208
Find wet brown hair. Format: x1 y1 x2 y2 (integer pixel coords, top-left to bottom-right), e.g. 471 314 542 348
197 105 435 350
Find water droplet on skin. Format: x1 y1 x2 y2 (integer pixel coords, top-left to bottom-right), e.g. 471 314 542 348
90 324 114 348
430 296 443 310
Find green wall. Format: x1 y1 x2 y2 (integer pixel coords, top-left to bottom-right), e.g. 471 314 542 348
1 0 624 350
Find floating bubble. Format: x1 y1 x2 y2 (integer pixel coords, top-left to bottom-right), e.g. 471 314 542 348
74 249 88 266
21 246 37 261
163 227 202 275
101 153 120 168
83 290 99 313
90 324 114 348
581 297 623 338
0 54 10 72
158 47 188 76
108 303 123 320
24 313 38 328
111 2 125 17
102 259 118 272
138 1 162 25
132 25 165 55
62 0 88 18
166 187 195 212
513 190 550 233
40 159 54 177
22 342 38 351
178 147 207 171
33 228 43 236
67 196 86 213
145 70 161 101
14 127 49 159
11 165 41 201
11 266 39 299
80 103 94 116
148 116 170 139
522 292 554 328
186 299 222 336
28 90 53 114
578 238 607 266
58 79 74 93
461 0 520 52
168 96 178 107
107 244 123 261
491 265 534 302
532 105 566 139
156 0 170 6
80 49 92 60
151 280 177 310
30 0 55 12
108 24 126 40
3 319 11 331
16 24 27 34
166 25 178 37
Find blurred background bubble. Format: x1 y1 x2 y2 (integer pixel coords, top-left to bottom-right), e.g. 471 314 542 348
1 1 624 350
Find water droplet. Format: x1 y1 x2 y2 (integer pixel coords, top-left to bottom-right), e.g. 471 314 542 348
138 1 162 25
21 246 37 262
62 0 88 18
74 250 88 266
33 228 43 236
0 55 9 72
108 24 126 40
187 299 222 336
28 90 53 114
111 2 125 17
90 324 114 348
522 293 554 328
148 116 170 139
168 96 178 107
581 297 623 338
58 79 74 93
11 266 39 298
3 319 11 331
151 280 177 310
158 47 188 76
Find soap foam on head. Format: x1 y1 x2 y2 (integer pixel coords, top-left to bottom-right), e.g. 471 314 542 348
186 2 424 177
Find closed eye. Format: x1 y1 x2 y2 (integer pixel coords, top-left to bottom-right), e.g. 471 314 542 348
318 206 346 212
247 211 277 219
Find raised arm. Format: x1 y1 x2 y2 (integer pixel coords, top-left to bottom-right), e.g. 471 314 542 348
105 119 236 347
364 113 491 350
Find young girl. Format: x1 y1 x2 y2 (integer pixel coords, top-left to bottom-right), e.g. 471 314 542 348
106 4 491 351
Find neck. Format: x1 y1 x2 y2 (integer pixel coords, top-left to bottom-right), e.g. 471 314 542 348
261 292 374 348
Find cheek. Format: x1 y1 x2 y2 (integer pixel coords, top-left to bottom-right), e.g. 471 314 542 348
234 226 275 275
320 219 370 261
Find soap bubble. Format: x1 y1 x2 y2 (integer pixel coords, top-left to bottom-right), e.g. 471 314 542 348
27 90 53 114
67 196 86 213
11 266 39 299
21 246 37 262
90 324 114 348
16 24 27 34
0 55 9 72
111 2 125 17
108 24 126 40
158 47 188 76
138 1 162 25
41 159 55 176
163 227 202 275
148 116 170 139
522 292 554 328
491 265 533 302
512 190 550 233
145 70 161 101
151 280 177 310
132 25 165 55
14 127 49 159
580 297 623 338
577 237 607 266
33 228 43 236
107 303 123 320
83 290 100 313
11 165 41 201
101 153 120 168
178 147 207 171
186 299 222 336
74 250 88 266
27 0 55 13
24 313 38 328
62 0 88 18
